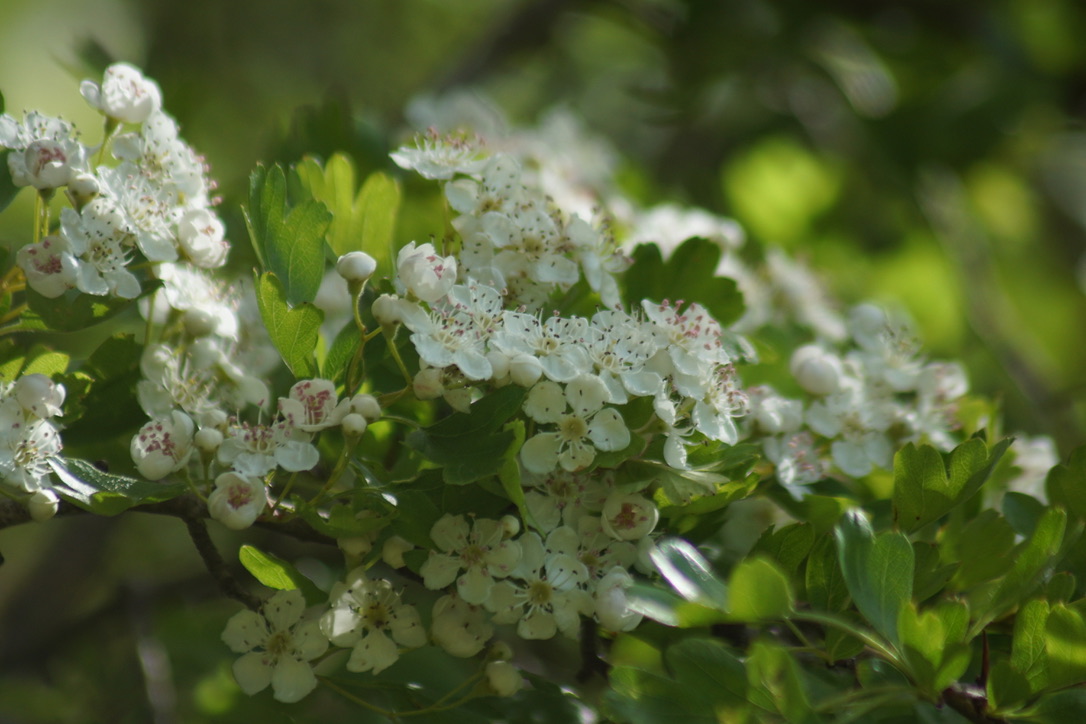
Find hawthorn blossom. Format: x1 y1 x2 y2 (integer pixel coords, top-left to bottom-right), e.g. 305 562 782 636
320 569 427 674
278 379 349 433
80 63 163 124
484 532 593 640
520 375 630 474
218 419 318 477
16 235 79 298
208 472 267 530
390 130 488 180
419 515 521 603
397 241 457 302
0 111 87 189
221 589 328 703
59 198 141 299
430 594 494 657
130 410 195 480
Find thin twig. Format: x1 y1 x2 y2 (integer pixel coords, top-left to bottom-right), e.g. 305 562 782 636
182 514 263 611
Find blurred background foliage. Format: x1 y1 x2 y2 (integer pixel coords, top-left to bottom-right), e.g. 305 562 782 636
2 0 1086 721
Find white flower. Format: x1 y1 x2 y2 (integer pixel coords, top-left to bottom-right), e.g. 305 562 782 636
600 492 659 541
10 374 66 419
397 241 457 302
0 111 87 189
0 395 62 493
177 208 228 268
484 532 593 640
485 661 524 696
493 313 591 383
207 472 267 530
16 235 80 298
594 566 642 632
130 410 195 480
277 379 349 433
520 376 630 474
320 569 427 674
60 199 141 299
80 63 163 124
763 431 825 499
790 345 844 396
419 515 521 604
430 594 494 657
218 419 318 477
221 589 328 703
390 130 488 180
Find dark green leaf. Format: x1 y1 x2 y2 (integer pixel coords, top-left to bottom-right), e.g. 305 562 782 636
835 508 914 647
19 285 143 332
321 320 361 385
623 238 745 327
805 534 851 612
1044 603 1086 690
49 457 186 516
1047 445 1086 523
254 272 321 378
1011 598 1050 693
665 637 748 709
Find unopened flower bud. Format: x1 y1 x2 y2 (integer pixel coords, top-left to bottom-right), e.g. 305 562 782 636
349 393 382 421
67 173 99 208
500 514 520 539
194 427 223 454
341 412 367 437
413 367 443 400
485 661 523 697
372 294 403 328
29 489 59 521
183 308 218 337
487 641 514 662
601 492 659 541
336 251 378 282
790 345 843 396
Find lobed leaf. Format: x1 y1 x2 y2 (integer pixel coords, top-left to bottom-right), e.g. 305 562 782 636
49 457 186 516
254 272 322 378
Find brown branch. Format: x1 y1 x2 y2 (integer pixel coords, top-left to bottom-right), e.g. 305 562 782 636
182 514 263 611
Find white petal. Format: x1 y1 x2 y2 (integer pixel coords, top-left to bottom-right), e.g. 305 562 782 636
421 553 462 590
565 375 607 418
523 381 566 424
457 566 493 605
521 433 561 474
221 610 268 653
232 652 273 695
347 630 399 674
271 657 317 703
263 590 305 632
587 408 630 452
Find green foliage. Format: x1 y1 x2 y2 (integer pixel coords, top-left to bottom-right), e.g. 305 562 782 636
623 237 745 327
892 437 1012 533
1046 445 1086 522
405 385 527 485
49 457 186 515
244 163 332 306
0 149 18 214
238 545 325 605
254 271 322 378
18 285 144 332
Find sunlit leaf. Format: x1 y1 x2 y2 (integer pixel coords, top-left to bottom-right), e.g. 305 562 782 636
254 271 322 378
835 508 913 647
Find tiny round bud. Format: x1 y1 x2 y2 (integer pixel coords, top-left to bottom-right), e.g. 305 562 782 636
194 427 224 453
790 345 842 396
350 393 382 421
29 489 60 522
485 661 523 697
336 251 378 282
183 308 218 338
67 173 100 208
500 514 520 539
341 412 368 437
413 367 444 400
372 294 403 328
199 409 229 429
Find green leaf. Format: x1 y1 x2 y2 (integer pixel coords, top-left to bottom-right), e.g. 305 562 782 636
295 154 360 257
0 149 20 214
746 639 812 723
805 534 851 612
1047 445 1086 522
498 419 536 527
752 522 815 577
18 347 69 377
835 508 914 647
254 272 322 378
18 285 143 332
665 637 748 709
1026 689 1086 722
321 320 361 384
912 541 958 602
406 386 527 485
947 509 1016 590
238 545 324 605
986 659 1033 711
1011 598 1050 693
727 557 794 620
49 457 187 516
625 581 725 628
245 163 332 305
623 238 745 327
969 507 1067 637
650 537 729 608
896 600 971 695
892 438 1011 533
356 171 401 272
605 665 729 724
1003 491 1047 537
1044 603 1086 690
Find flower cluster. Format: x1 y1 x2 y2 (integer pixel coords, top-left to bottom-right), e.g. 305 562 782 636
0 374 65 510
1 63 227 301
